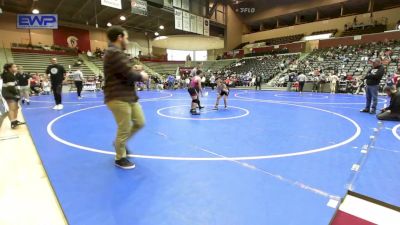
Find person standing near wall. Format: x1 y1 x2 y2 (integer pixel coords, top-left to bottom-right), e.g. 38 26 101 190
103 26 149 169
329 73 339 94
360 58 384 114
210 74 216 90
287 72 295 92
255 74 262 91
73 67 84 99
46 57 66 110
16 66 31 105
297 73 307 94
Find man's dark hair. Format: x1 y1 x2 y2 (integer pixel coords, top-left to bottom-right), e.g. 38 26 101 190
196 69 202 75
3 63 15 73
107 26 126 42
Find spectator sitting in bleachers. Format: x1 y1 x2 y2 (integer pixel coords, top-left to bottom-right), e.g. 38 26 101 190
87 50 93 58
42 77 51 95
30 73 42 95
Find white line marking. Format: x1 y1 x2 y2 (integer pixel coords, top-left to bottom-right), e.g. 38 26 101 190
327 198 340 208
393 124 400 141
30 93 173 104
274 93 329 99
189 144 340 200
351 164 360 171
235 93 387 105
0 135 19 141
157 105 250 121
46 98 362 161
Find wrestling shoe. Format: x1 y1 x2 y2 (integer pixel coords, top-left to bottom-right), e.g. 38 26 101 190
115 158 136 169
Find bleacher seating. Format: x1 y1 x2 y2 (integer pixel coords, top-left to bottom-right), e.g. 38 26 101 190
90 58 104 73
233 42 249 50
11 51 93 78
311 29 338 36
142 61 184 75
225 54 300 83
303 41 399 75
255 34 304 45
341 24 386 37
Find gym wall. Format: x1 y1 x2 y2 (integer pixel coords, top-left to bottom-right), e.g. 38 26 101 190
242 7 400 43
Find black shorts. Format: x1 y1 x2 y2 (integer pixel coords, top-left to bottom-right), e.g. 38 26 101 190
219 90 229 96
188 87 198 96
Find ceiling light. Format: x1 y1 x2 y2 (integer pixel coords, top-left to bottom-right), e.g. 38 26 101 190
120 16 126 21
154 36 168 41
154 32 159 36
107 22 112 27
32 9 39 14
159 25 164 30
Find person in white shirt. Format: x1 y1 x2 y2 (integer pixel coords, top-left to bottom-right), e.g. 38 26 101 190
297 73 307 94
201 75 206 90
329 73 339 94
210 74 216 90
73 68 84 99
176 74 181 89
42 77 51 95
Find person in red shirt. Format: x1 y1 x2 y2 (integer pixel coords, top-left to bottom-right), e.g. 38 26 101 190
393 68 400 91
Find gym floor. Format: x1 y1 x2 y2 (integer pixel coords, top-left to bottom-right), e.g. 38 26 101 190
21 90 400 225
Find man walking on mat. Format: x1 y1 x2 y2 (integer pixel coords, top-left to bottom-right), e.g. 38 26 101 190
360 58 384 114
104 26 148 169
46 57 66 110
73 67 84 99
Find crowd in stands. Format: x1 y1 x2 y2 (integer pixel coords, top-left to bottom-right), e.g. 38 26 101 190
273 40 400 94
255 34 304 45
12 43 78 54
342 16 387 37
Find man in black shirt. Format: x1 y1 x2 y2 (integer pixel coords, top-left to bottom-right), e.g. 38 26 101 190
16 66 31 105
377 86 400 121
255 74 262 91
360 59 384 114
46 57 66 110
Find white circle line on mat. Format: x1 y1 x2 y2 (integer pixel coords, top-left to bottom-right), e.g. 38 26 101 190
157 105 250 121
46 98 361 161
235 93 387 105
30 93 173 104
274 94 329 99
393 124 400 141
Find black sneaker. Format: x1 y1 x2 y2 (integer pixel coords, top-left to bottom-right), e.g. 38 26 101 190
190 110 200 115
11 121 17 129
199 106 204 110
27 101 30 105
360 108 370 113
115 158 136 169
21 99 25 104
15 120 26 125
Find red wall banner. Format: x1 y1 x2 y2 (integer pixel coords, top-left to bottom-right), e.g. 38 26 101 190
53 26 91 51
